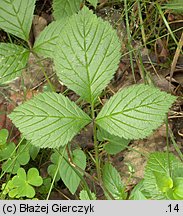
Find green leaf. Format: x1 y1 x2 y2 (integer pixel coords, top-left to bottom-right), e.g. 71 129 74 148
144 152 183 199
172 177 183 199
53 0 82 20
9 92 91 148
0 142 15 161
54 6 121 104
154 172 173 193
130 189 147 200
130 181 148 200
8 167 43 198
96 84 176 140
79 189 96 200
14 167 26 181
33 20 66 58
0 129 9 145
88 0 98 8
59 149 86 194
17 145 30 165
48 150 65 182
27 168 43 186
2 180 14 195
1 143 30 174
2 158 20 174
29 144 40 160
0 43 30 84
47 164 60 182
97 128 129 154
0 0 36 41
102 162 127 200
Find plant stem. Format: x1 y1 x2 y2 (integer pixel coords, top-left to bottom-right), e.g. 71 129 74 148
46 147 66 200
169 128 183 162
32 52 55 92
165 114 171 176
124 0 136 83
91 103 101 183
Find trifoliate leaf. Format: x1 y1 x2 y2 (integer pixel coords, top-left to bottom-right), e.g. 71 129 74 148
33 20 66 58
102 162 127 200
9 168 42 198
59 149 86 195
9 92 91 148
0 129 9 145
96 84 176 140
54 6 121 104
144 152 183 199
0 43 30 84
53 0 83 20
79 189 96 200
97 128 129 154
0 0 36 41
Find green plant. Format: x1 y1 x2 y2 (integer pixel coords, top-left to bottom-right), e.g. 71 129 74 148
0 142 30 174
102 163 127 200
0 128 42 199
0 0 99 84
130 152 183 200
47 148 86 194
0 129 39 174
2 167 43 199
7 6 177 199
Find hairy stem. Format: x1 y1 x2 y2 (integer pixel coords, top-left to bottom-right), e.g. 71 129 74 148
91 102 101 183
32 52 55 92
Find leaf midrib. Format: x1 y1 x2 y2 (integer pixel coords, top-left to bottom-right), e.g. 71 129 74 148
83 12 92 104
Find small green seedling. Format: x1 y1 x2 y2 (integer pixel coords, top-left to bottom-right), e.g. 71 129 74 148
2 167 43 199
